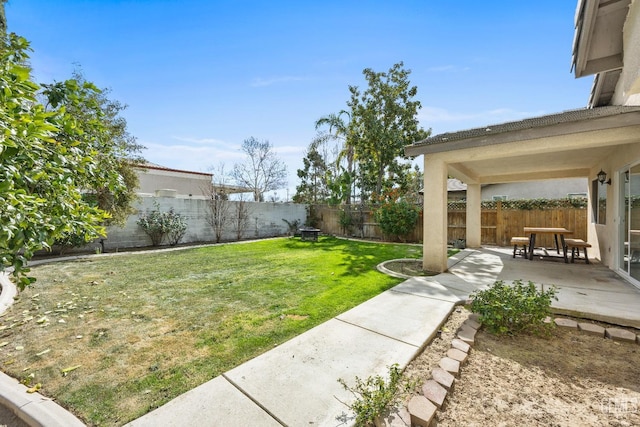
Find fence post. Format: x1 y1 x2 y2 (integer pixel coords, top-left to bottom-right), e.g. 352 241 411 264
496 200 503 246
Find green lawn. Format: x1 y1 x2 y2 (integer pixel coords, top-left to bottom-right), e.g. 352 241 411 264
0 237 424 426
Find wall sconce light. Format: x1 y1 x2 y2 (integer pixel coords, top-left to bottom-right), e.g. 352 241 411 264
597 169 611 185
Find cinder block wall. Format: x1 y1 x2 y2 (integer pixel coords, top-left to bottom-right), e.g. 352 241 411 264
97 196 307 251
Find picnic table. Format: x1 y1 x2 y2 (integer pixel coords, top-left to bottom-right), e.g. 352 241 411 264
524 227 572 262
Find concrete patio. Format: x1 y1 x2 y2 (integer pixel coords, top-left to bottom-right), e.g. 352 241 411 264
474 246 640 329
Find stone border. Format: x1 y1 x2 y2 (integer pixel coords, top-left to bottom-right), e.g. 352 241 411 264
403 312 481 426
376 259 421 279
398 313 640 426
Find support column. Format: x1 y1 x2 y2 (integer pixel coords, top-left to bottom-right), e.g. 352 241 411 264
422 156 448 273
465 183 481 248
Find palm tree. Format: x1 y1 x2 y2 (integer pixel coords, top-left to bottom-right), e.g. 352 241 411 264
315 110 357 204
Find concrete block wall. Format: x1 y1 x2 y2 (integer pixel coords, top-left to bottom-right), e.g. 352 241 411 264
99 196 307 251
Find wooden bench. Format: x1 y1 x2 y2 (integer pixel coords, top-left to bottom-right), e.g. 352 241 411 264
564 238 592 264
510 237 529 258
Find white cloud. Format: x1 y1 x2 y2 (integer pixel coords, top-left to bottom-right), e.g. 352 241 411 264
419 106 547 135
276 144 306 155
170 135 232 146
140 140 244 174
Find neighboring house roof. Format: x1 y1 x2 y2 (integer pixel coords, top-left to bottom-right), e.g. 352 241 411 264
407 105 640 154
135 161 213 178
418 178 467 195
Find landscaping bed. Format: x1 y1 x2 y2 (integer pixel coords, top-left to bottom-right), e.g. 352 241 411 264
404 309 640 426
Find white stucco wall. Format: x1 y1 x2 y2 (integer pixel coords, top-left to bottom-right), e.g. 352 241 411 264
481 178 588 200
614 0 640 106
589 142 640 267
98 197 307 251
136 168 213 199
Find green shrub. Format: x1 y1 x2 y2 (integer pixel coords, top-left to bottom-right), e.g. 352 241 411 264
337 364 403 427
374 201 419 241
137 204 187 246
54 231 92 255
164 209 187 246
470 280 557 336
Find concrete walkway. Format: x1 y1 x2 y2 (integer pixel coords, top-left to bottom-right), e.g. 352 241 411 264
2 246 640 426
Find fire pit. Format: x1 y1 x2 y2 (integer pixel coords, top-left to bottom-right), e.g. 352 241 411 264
299 227 321 241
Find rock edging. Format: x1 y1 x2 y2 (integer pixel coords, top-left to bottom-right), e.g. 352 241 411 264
401 313 480 427
394 313 640 427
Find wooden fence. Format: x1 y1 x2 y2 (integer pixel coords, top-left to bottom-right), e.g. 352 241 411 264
311 202 588 247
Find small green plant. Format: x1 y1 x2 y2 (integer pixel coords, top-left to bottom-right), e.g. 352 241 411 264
337 364 403 427
338 207 354 235
470 280 558 336
282 218 302 236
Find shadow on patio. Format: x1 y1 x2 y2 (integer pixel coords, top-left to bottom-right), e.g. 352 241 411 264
447 246 640 329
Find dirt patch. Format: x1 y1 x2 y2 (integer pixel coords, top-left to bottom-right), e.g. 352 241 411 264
404 309 640 426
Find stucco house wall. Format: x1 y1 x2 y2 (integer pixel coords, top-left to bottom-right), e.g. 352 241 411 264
135 165 213 199
589 142 640 266
481 178 588 200
615 0 640 106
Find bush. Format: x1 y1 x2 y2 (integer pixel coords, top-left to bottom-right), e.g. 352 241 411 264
54 231 92 255
164 209 187 246
374 201 419 241
137 204 187 246
470 280 557 336
337 364 403 427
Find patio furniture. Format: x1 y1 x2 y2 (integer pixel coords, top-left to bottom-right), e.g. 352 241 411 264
510 237 529 258
524 227 572 263
299 227 321 242
564 238 591 264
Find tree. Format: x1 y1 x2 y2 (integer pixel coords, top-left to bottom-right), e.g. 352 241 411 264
0 35 112 288
315 111 356 204
202 182 231 243
0 1 6 35
40 69 144 226
293 135 331 204
231 195 252 240
232 137 288 202
347 62 429 201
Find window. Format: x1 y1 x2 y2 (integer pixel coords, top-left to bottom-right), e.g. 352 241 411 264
591 179 607 225
492 195 508 201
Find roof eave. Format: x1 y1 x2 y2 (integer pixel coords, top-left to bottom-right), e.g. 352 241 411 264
405 107 640 157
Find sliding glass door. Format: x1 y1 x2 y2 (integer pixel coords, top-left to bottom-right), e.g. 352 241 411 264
619 164 640 285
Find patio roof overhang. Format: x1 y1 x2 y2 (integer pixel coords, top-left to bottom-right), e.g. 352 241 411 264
405 106 640 185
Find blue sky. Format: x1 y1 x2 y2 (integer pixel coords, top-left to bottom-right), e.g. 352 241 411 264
6 1 593 199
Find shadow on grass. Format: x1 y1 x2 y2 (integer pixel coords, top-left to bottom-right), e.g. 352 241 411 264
282 235 421 277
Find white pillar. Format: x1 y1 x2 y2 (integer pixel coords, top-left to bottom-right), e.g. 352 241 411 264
466 183 481 248
422 156 448 273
